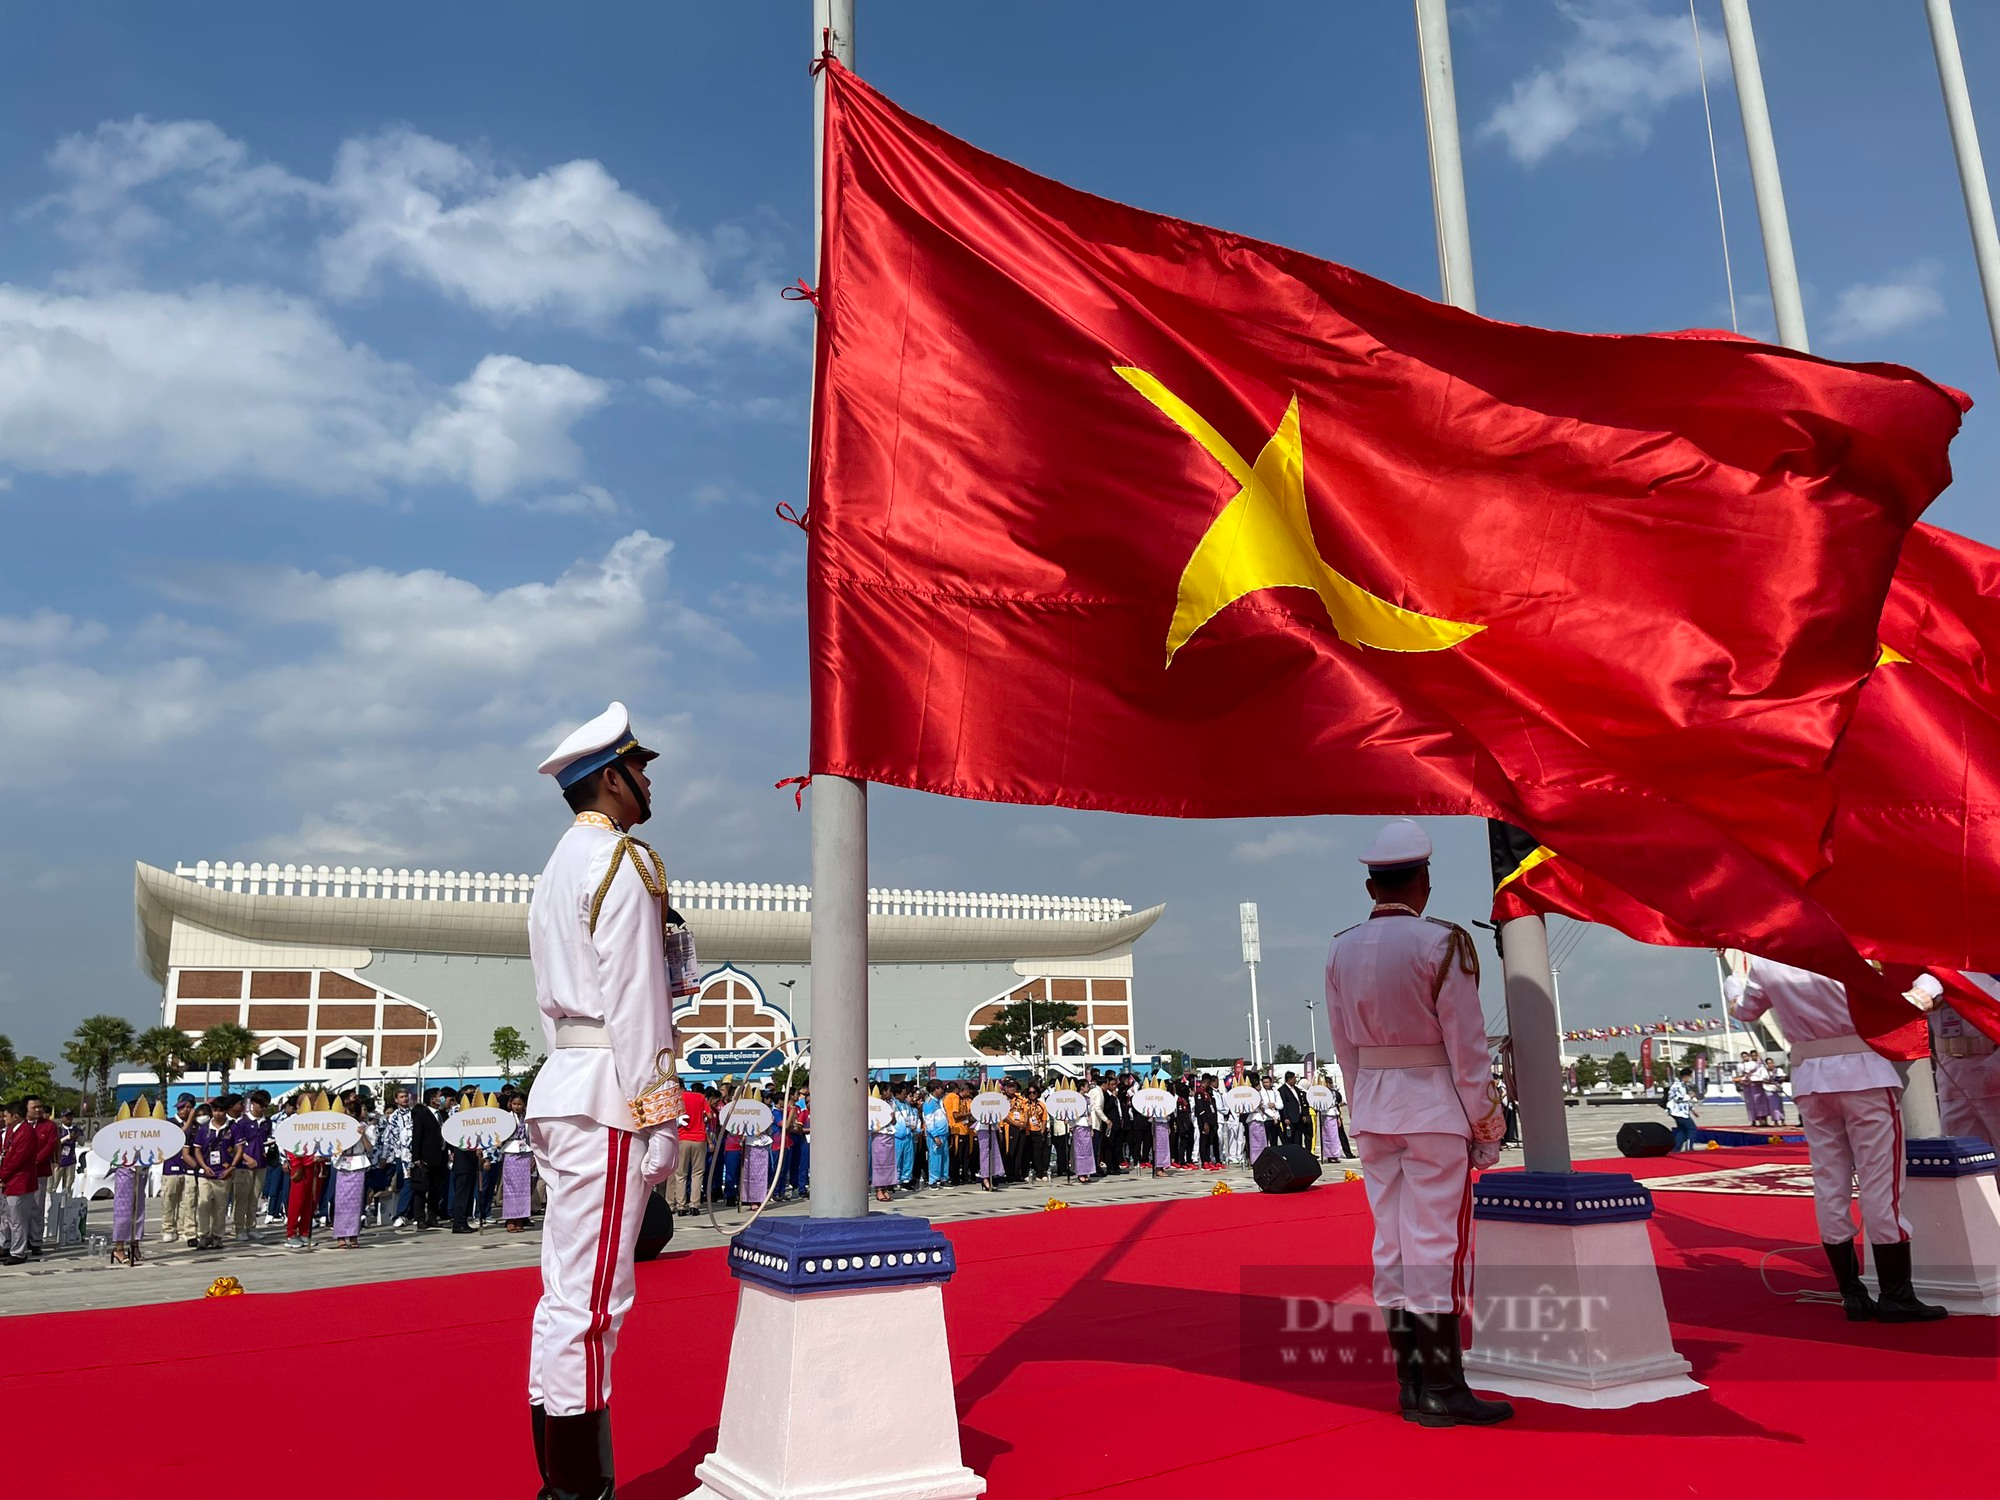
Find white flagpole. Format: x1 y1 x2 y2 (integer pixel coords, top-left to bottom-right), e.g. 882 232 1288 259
1926 0 2000 373
809 0 867 1222
1719 0 1810 352
1413 0 1572 1177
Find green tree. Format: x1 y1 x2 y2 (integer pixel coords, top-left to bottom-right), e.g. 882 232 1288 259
1607 1050 1635 1087
70 1015 137 1122
1272 1042 1303 1066
130 1026 194 1110
971 999 1081 1060
491 1025 532 1084
193 1022 260 1100
1573 1054 1602 1090
770 1061 810 1096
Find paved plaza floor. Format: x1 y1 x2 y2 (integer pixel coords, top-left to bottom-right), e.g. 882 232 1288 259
0 1102 1723 1316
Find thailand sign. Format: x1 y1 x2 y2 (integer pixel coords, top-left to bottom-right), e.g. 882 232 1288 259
443 1104 519 1151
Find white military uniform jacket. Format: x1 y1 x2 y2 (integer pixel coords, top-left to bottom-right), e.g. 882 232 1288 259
1929 972 2000 1101
526 818 676 1135
1724 958 1899 1098
1325 911 1494 1139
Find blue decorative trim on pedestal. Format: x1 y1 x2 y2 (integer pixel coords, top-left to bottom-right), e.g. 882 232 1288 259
1472 1171 1654 1225
1905 1135 1999 1178
727 1213 956 1295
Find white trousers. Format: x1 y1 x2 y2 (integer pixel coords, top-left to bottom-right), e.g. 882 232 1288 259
1795 1088 1912 1246
1356 1131 1473 1314
1937 1062 2000 1148
527 1117 648 1416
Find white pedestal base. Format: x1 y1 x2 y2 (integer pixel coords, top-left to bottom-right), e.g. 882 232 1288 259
1879 1173 2000 1316
1463 1216 1703 1409
683 1281 985 1500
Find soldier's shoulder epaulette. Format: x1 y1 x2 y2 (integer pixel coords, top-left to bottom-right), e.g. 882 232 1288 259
1423 915 1470 937
1330 921 1365 941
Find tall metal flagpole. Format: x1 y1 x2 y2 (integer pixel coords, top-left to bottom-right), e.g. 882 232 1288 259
1927 0 2000 373
809 0 866 1222
1413 0 1571 1176
1719 0 1810 352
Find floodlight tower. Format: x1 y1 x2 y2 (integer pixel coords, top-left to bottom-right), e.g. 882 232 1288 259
1240 902 1263 1069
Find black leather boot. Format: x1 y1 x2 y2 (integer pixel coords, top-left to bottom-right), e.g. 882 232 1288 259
1412 1312 1514 1428
1872 1240 1948 1323
1380 1307 1419 1420
1821 1240 1877 1321
530 1404 549 1494
542 1410 615 1500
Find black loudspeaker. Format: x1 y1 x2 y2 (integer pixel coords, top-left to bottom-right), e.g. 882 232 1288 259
1252 1144 1324 1194
634 1190 677 1261
1616 1121 1675 1158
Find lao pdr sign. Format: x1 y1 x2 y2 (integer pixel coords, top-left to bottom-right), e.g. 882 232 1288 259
687 1048 773 1074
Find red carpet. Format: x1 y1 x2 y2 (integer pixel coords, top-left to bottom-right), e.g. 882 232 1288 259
13 1152 1994 1498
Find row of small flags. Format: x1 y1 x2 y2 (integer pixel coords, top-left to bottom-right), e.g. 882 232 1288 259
1561 1019 1730 1041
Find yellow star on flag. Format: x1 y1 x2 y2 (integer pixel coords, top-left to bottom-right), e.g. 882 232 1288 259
1115 365 1483 666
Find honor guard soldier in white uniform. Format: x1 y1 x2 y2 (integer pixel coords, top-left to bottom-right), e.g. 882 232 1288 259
526 703 685 1500
1911 972 2000 1147
1325 820 1511 1428
1726 958 1946 1323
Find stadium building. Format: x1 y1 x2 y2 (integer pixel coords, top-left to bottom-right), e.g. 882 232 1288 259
127 859 1163 1096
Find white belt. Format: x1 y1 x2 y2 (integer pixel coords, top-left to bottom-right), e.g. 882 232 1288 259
1358 1044 1448 1069
552 1018 611 1049
1788 1033 1871 1061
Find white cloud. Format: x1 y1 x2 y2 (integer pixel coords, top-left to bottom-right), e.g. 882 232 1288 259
1010 822 1082 850
45 116 794 348
1480 2 1701 167
0 609 107 654
0 285 608 500
1823 263 1947 347
0 532 732 813
1231 829 1336 864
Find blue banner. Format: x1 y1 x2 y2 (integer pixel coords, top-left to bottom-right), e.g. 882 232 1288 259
686 1047 775 1074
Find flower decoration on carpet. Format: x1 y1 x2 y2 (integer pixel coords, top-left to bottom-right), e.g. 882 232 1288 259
1043 1198 1069 1212
1210 1181 1232 1195
204 1276 245 1298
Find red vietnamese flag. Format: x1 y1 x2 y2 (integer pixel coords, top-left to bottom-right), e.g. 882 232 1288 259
1497 523 2000 1050
808 64 1964 1015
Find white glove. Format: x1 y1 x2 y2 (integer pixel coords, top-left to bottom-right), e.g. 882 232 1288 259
1469 1139 1502 1170
1907 973 1944 1012
641 1130 680 1187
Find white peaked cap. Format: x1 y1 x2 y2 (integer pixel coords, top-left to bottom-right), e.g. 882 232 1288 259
537 701 658 788
1359 818 1432 868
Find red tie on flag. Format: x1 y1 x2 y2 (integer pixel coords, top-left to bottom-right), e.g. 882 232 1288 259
1497 523 2000 1051
808 64 1964 1047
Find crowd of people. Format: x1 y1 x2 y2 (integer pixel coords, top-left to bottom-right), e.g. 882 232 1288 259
668 1067 1353 1214
0 1065 1359 1265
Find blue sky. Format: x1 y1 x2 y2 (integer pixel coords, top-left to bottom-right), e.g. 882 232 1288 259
3 1 1996 1066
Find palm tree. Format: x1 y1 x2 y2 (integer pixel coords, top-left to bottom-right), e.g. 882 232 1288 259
192 1023 259 1100
130 1026 195 1111
70 1015 136 1125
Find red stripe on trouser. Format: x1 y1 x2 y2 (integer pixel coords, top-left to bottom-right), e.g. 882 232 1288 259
1449 1168 1474 1316
582 1132 629 1411
1888 1089 1907 1243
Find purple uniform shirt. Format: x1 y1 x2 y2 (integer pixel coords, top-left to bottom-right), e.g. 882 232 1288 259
192 1121 235 1175
162 1117 199 1175
234 1115 273 1170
